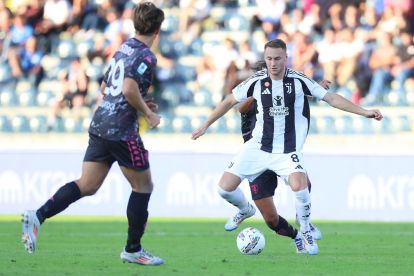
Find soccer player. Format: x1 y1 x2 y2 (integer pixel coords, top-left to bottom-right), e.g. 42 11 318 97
21 2 165 266
221 76 329 254
192 39 383 255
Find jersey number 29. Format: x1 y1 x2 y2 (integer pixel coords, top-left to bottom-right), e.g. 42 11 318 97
104 58 125 97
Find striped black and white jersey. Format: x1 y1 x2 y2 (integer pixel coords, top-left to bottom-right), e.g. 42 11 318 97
232 68 327 154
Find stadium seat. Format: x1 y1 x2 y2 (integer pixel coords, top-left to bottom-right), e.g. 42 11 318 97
56 40 77 59
388 115 411 132
193 89 213 107
86 58 105 81
371 116 391 134
172 115 192 133
224 14 249 31
18 88 37 107
160 15 179 33
315 115 336 134
63 117 82 133
10 115 30 133
81 117 91 132
405 90 414 106
352 117 373 134
76 38 94 58
334 115 354 134
189 38 203 56
224 115 241 133
190 115 208 130
0 115 11 132
29 115 48 133
208 117 228 133
154 113 173 133
0 63 12 83
0 89 18 106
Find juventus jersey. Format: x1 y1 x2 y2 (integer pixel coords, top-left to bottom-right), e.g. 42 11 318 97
233 68 327 153
89 38 156 141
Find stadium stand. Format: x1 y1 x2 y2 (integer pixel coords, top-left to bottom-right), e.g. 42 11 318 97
0 0 413 136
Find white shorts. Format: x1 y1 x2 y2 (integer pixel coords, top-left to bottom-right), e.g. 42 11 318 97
225 141 307 183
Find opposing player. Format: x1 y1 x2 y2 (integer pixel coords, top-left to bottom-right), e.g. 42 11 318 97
21 2 165 265
192 39 383 255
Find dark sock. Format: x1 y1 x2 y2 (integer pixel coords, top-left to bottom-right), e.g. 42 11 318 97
36 181 81 224
125 191 151 253
308 181 312 193
274 216 298 239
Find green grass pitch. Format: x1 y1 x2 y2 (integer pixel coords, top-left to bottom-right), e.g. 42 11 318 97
1 215 413 276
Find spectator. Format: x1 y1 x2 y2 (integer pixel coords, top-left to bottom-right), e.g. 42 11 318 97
391 31 414 103
363 30 398 105
7 35 44 86
10 14 33 47
35 0 72 53
49 57 89 127
0 4 12 61
15 0 43 30
251 0 286 39
178 0 211 44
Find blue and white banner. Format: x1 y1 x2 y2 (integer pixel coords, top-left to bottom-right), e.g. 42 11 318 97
1 150 413 221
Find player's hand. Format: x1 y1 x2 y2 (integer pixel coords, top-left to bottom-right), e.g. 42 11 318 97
191 127 207 140
364 109 383 121
145 97 159 112
318 80 332 90
145 112 161 128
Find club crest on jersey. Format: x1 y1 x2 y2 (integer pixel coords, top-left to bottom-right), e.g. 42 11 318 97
137 62 148 75
262 88 271 95
285 82 292 94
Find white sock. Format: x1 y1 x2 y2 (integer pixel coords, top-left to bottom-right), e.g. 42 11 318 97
295 188 311 232
218 186 249 211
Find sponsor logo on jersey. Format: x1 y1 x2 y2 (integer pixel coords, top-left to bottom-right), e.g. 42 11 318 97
269 106 289 117
262 88 271 95
269 96 289 117
273 96 283 106
137 62 148 75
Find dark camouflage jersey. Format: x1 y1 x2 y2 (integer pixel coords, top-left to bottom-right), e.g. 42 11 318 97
241 100 257 143
89 38 156 141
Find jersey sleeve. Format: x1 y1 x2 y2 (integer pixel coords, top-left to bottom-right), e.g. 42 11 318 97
127 51 156 96
300 77 327 100
232 74 261 102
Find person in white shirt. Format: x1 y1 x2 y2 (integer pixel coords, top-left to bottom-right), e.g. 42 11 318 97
192 38 383 255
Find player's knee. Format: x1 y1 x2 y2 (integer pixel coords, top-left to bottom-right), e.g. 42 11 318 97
76 179 101 196
263 212 279 229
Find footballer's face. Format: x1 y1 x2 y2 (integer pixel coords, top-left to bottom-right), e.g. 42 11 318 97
264 47 287 80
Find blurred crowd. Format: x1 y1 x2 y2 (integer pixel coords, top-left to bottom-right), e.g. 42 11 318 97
0 0 413 131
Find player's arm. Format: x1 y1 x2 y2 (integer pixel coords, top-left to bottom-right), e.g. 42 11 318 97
123 77 160 128
322 92 383 120
192 93 239 140
238 97 255 114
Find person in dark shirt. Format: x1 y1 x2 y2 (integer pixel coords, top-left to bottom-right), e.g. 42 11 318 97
21 2 165 266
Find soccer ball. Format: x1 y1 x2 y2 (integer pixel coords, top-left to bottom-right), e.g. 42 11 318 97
236 227 265 255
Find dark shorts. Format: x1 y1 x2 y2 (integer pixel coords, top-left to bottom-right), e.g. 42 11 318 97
83 133 149 170
249 170 278 200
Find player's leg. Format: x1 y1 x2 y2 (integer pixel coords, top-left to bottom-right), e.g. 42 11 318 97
250 170 306 253
288 172 318 255
111 138 163 265
220 145 266 231
218 172 255 231
22 161 110 254
305 177 322 240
